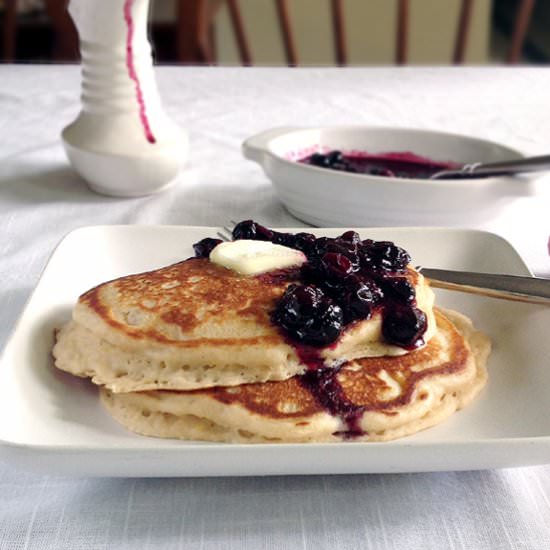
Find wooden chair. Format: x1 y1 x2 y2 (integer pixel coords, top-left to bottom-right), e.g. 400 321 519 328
175 0 537 66
1 0 537 64
2 0 78 62
2 0 17 61
176 0 251 64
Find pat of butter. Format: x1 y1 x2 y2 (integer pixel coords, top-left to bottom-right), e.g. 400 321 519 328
210 240 306 275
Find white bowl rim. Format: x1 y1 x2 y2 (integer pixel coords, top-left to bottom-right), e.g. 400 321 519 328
243 125 526 186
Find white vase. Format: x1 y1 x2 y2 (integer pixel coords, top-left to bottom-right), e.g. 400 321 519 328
62 0 188 197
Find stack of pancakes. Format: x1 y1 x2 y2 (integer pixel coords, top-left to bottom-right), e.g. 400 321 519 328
53 256 490 443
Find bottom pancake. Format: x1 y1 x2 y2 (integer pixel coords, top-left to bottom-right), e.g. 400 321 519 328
100 308 490 443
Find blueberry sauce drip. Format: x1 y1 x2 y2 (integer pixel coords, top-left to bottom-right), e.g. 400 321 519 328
291 342 326 371
283 301 424 436
299 365 365 437
300 150 457 179
291 343 364 437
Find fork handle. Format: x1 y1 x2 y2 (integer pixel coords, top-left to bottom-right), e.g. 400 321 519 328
418 268 550 305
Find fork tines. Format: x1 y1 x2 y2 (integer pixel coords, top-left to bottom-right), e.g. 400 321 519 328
217 224 235 241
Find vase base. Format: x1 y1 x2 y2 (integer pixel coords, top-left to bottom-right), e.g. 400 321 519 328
62 136 186 198
86 178 177 198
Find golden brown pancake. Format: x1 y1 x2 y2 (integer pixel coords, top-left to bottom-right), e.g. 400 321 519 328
53 258 436 392
100 308 490 443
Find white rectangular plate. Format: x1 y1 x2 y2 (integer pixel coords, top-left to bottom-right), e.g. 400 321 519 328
1 225 549 477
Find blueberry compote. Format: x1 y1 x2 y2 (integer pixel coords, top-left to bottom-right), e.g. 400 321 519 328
227 221 428 350
300 150 457 179
193 220 428 437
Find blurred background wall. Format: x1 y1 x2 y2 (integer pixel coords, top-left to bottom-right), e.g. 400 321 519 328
0 0 547 64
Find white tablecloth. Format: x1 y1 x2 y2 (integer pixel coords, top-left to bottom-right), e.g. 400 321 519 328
1 65 550 549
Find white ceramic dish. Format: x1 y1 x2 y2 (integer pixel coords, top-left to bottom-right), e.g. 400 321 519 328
1 225 550 477
242 126 537 227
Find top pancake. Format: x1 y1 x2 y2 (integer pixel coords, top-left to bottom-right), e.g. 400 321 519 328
53 257 436 392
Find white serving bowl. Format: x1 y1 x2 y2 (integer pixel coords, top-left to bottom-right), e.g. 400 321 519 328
242 126 534 226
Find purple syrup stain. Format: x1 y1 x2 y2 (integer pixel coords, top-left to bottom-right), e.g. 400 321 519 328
299 365 366 438
123 0 156 144
292 342 326 371
287 340 365 437
301 150 458 179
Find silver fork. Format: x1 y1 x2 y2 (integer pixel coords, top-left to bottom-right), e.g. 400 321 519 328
218 222 550 305
216 222 238 242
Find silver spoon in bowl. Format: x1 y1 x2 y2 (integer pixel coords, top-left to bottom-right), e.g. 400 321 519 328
430 154 550 180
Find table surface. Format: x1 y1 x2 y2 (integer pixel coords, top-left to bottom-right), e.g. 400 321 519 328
1 64 550 550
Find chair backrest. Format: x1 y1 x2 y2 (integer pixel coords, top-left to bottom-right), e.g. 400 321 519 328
2 0 17 62
507 0 535 63
177 0 536 66
2 0 79 62
1 0 536 64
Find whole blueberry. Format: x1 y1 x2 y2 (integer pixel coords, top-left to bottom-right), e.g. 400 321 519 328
326 150 344 166
382 306 427 348
318 277 345 299
341 279 383 323
309 153 330 167
321 252 355 281
193 237 222 258
382 277 416 304
292 232 317 254
309 237 332 260
300 259 323 285
270 231 288 246
338 231 361 245
360 240 410 273
329 240 360 269
232 220 273 241
272 284 344 346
